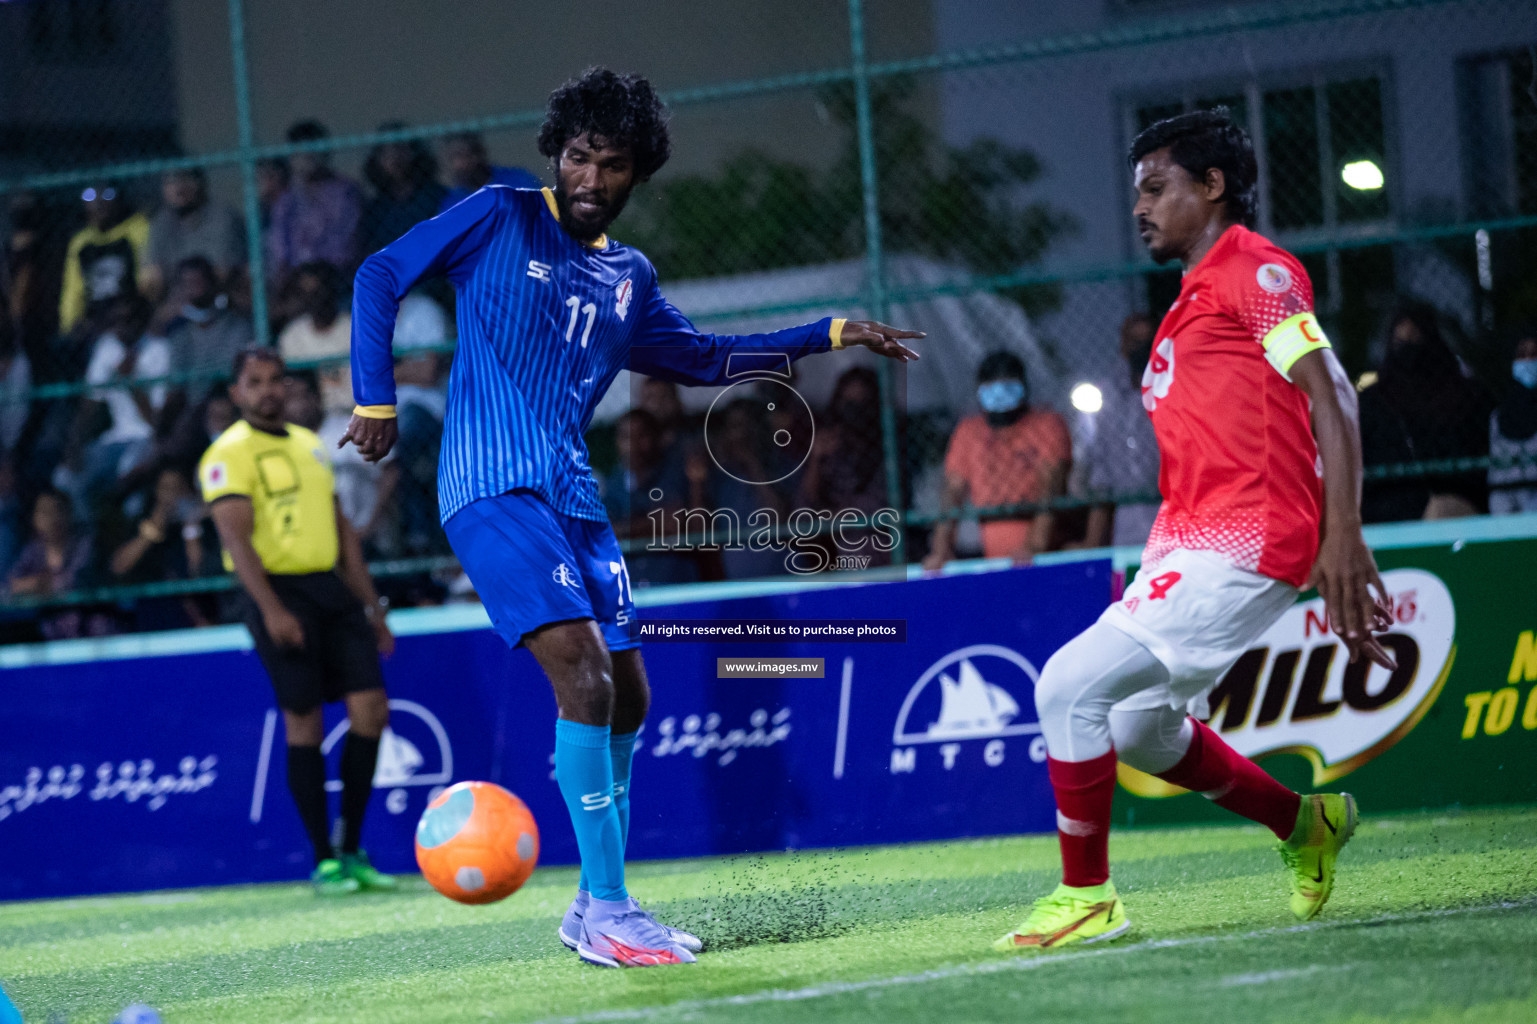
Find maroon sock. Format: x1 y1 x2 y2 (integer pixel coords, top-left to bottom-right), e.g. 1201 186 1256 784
1157 718 1301 840
1047 750 1118 887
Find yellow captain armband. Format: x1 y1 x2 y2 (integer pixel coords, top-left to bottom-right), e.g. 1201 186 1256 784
1262 311 1331 379
352 405 398 420
830 318 848 350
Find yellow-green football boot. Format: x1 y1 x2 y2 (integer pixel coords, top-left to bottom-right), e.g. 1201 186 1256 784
993 881 1129 952
1277 793 1358 921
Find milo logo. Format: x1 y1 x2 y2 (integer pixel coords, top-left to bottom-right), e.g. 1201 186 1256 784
1121 568 1455 797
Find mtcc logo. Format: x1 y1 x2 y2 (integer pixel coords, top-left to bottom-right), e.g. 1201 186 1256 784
250 700 455 822
553 563 579 588
890 644 1047 773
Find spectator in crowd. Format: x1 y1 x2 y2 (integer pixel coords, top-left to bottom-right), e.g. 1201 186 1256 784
707 397 790 579
255 157 290 232
57 296 171 519
5 191 65 382
164 256 255 403
392 291 451 554
107 467 216 629
801 367 889 514
1490 331 1537 514
361 126 447 257
59 180 152 337
439 132 541 212
603 408 703 585
145 168 245 299
1082 314 1161 548
0 339 31 456
1359 302 1492 521
283 369 324 431
277 266 393 550
265 121 362 291
278 261 353 418
636 376 697 453
115 257 256 502
923 351 1071 570
8 488 113 641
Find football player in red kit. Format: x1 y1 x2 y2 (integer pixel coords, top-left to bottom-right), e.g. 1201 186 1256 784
996 109 1394 951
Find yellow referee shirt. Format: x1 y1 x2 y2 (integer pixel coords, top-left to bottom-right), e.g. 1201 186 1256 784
198 420 339 574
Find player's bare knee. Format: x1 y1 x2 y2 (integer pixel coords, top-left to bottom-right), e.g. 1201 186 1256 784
346 688 390 738
283 707 324 747
610 650 650 734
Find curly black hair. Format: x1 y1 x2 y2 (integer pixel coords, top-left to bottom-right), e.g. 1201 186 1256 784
1129 107 1258 228
537 67 671 181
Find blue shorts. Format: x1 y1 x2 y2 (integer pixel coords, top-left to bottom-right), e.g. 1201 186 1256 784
444 490 639 651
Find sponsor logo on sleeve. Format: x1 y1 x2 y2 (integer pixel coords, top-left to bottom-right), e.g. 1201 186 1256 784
1256 263 1292 294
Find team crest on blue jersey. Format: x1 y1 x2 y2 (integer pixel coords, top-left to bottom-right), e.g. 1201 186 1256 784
615 279 633 321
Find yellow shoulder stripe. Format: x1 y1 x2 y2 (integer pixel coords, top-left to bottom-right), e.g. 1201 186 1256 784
1262 311 1331 378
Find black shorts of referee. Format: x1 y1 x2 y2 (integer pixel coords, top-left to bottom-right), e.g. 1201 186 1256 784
243 572 386 713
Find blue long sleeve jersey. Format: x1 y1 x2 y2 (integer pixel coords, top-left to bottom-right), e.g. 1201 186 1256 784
351 186 841 524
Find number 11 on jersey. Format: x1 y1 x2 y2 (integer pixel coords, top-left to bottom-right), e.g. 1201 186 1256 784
565 295 597 348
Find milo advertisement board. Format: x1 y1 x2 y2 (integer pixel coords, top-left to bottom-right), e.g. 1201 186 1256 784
1115 529 1537 825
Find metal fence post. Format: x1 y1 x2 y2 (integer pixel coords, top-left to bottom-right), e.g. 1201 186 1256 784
228 0 270 345
847 0 908 565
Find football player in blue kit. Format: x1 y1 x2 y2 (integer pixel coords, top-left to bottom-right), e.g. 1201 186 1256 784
342 67 921 967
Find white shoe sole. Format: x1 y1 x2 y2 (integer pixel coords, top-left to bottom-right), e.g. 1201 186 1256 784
563 920 700 954
1076 918 1131 945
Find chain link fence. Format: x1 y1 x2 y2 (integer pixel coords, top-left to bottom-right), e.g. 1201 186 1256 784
0 0 1533 638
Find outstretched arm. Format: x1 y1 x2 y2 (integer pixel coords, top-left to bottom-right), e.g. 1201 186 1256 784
628 284 920 386
1290 348 1394 669
341 188 501 462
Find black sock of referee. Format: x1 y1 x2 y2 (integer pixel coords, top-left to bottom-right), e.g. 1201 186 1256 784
338 731 381 856
286 744 334 866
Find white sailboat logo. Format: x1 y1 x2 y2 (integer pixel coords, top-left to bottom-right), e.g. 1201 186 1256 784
892 644 1042 745
372 728 425 786
927 659 1020 738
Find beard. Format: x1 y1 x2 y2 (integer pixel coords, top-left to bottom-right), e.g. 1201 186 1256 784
553 180 631 243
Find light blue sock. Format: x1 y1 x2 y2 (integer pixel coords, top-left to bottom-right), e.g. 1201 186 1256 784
579 729 640 895
554 719 627 902
611 730 640 851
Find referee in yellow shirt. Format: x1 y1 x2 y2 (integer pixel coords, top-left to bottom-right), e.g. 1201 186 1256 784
200 347 397 895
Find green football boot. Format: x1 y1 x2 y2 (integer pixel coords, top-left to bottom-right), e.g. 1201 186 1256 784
341 850 397 892
993 881 1129 952
310 858 360 896
1277 793 1358 921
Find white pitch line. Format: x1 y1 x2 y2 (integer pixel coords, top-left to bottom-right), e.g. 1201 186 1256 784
532 900 1532 1024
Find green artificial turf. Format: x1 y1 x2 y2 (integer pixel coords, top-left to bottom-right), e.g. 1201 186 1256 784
4 807 1536 1023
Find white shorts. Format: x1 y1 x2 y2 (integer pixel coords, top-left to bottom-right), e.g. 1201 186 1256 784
1102 548 1297 713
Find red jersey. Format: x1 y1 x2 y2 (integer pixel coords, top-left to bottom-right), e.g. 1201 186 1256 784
1141 225 1331 587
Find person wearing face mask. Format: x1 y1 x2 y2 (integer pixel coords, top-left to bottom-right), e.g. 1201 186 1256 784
923 350 1071 570
164 256 254 404
1082 314 1163 549
1489 333 1537 514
